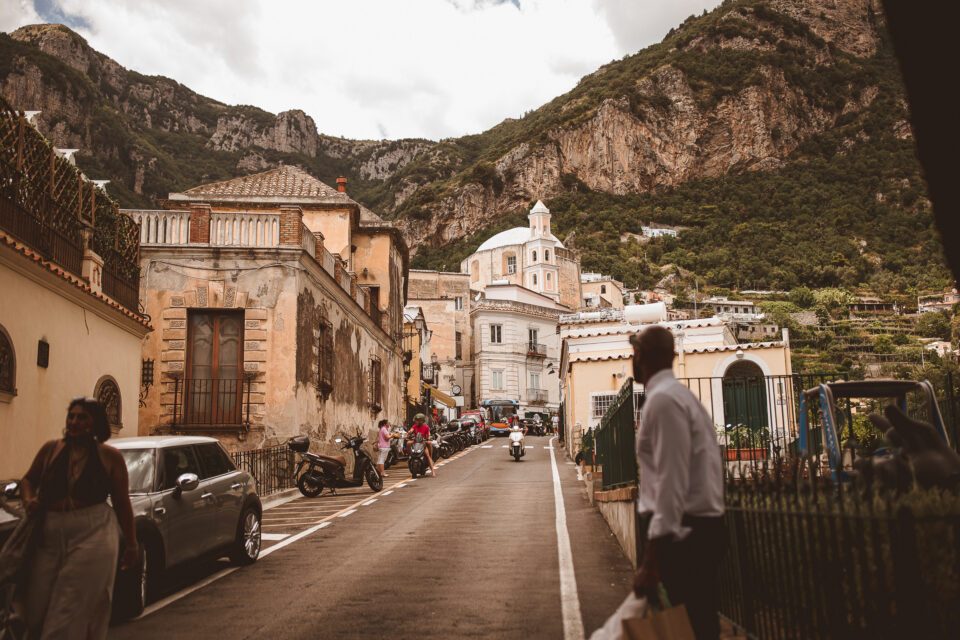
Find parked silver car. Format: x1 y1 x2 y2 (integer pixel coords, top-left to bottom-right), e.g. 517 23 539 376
112 436 262 618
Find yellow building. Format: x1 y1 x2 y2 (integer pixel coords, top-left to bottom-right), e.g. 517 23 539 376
581 273 625 310
559 305 793 455
0 103 151 478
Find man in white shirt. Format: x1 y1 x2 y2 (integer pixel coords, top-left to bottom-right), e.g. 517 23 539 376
631 325 725 640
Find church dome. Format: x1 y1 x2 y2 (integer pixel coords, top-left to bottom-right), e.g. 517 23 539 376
474 227 564 253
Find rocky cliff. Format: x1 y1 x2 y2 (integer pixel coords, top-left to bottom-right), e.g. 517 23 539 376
0 0 945 290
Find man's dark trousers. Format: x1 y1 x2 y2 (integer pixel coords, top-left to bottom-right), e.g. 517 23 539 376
653 515 726 640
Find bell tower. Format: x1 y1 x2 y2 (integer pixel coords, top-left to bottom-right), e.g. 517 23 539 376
528 200 551 238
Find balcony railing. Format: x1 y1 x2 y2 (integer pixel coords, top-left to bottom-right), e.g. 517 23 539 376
0 195 83 276
169 377 253 429
528 388 548 404
526 342 547 357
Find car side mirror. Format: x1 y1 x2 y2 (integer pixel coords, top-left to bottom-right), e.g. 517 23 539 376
173 473 199 498
3 481 19 499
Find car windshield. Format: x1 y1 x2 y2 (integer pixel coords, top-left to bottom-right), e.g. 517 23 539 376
120 449 156 494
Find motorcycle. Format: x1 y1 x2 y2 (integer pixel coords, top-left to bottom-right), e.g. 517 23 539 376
508 428 525 461
385 426 409 469
408 434 430 478
288 431 382 497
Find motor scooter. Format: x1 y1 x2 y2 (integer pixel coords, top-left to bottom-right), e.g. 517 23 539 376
288 431 382 497
408 434 430 478
508 428 525 461
385 426 409 469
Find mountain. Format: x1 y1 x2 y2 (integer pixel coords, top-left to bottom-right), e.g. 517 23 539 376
0 0 949 293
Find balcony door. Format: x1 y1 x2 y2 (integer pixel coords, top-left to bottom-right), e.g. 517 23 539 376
186 311 244 424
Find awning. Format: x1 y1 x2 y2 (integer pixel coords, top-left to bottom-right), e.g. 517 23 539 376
422 383 456 408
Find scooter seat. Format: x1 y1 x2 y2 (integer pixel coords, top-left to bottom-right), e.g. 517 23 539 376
317 452 347 466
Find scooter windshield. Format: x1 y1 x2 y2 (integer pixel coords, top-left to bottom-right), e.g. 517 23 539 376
509 431 523 443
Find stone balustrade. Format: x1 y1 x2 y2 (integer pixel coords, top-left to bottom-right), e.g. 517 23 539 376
131 210 190 245
210 212 280 247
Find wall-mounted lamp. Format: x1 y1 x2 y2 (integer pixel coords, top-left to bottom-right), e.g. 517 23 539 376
735 348 744 360
139 358 155 407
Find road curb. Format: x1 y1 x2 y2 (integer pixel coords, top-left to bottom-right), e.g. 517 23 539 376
261 487 301 511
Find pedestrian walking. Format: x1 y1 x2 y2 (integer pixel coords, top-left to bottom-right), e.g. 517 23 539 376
630 325 725 640
551 414 559 435
407 413 437 478
18 397 139 640
375 419 394 478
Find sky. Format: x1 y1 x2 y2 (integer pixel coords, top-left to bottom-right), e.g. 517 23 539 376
1 0 721 141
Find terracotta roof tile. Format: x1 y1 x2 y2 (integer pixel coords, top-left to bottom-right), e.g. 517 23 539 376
180 165 348 201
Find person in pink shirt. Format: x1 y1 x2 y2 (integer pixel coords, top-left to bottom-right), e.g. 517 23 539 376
375 419 395 478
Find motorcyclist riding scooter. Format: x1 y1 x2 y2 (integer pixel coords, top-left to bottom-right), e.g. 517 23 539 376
508 421 527 461
407 413 438 478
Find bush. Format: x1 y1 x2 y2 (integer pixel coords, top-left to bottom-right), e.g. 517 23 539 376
916 312 952 341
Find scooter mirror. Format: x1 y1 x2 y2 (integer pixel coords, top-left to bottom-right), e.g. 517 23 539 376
334 438 342 444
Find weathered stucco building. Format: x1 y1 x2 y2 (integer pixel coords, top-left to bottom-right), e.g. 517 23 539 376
406 270 474 413
127 166 407 454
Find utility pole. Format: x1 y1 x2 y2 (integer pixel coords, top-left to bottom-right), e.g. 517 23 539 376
694 278 699 319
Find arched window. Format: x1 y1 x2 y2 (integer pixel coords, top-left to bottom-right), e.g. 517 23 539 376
0 325 15 397
532 250 538 262
532 274 538 286
95 376 122 431
544 249 550 262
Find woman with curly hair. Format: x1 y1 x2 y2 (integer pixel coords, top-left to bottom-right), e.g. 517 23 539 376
19 397 137 639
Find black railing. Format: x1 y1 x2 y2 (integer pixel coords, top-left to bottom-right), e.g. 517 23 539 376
232 445 295 497
0 194 83 276
101 260 139 311
170 377 252 428
526 342 547 357
720 473 960 639
595 378 637 489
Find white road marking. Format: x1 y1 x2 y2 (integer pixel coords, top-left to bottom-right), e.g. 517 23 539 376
135 437 483 620
361 499 377 506
408 478 417 482
261 533 290 541
482 445 493 449
549 436 584 640
525 446 534 449
501 445 508 448
544 446 555 449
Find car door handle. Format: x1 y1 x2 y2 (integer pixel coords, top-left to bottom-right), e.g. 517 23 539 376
153 507 166 516
201 492 215 501
230 482 243 490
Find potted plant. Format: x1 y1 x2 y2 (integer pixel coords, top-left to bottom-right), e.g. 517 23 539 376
718 423 770 461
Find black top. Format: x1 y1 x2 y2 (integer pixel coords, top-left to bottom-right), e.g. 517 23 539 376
39 442 111 507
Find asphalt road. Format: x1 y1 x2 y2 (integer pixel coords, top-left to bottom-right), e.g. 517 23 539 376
109 437 633 639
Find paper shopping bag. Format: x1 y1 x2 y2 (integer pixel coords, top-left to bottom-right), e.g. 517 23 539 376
622 603 695 640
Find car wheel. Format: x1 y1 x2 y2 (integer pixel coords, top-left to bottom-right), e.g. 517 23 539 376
230 506 261 565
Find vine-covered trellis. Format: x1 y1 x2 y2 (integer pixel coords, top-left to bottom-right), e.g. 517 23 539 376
0 96 141 312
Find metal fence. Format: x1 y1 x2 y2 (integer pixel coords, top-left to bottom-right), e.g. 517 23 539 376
720 469 960 639
595 378 638 490
232 444 295 497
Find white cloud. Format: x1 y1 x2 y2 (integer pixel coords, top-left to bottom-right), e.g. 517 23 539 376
2 0 721 140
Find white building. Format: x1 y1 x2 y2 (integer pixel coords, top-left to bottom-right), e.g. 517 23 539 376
471 283 564 415
461 200 582 310
641 226 678 238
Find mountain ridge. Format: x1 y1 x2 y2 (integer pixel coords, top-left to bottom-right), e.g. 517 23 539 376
0 0 948 292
